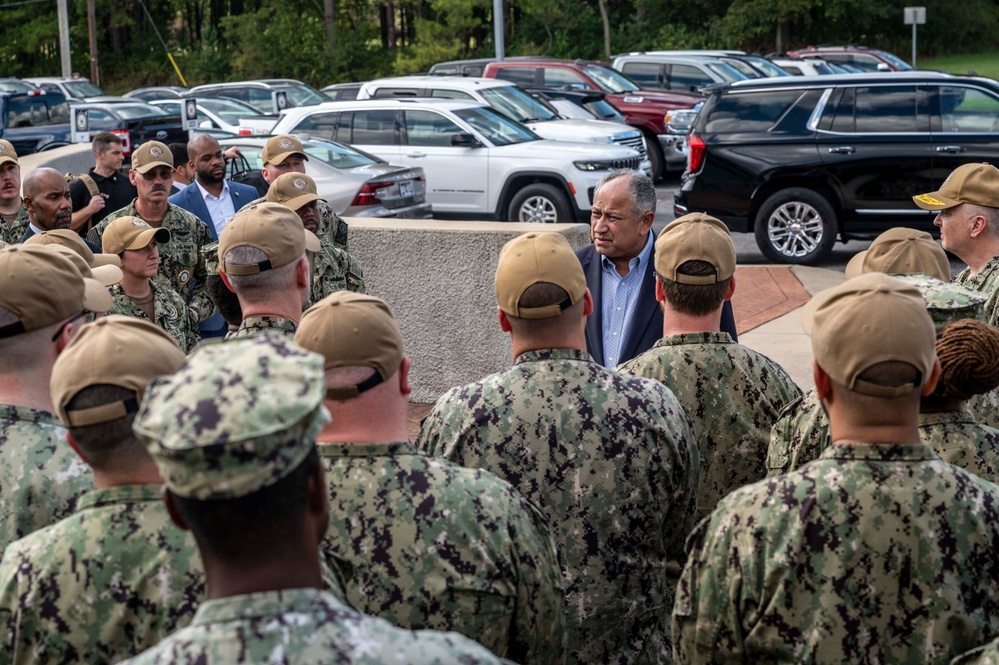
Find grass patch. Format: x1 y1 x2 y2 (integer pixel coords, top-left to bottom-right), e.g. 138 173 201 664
918 52 999 79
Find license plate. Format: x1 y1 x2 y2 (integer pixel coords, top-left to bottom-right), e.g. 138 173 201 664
399 181 414 197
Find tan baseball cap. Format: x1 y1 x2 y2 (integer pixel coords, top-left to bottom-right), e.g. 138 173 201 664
913 163 999 211
0 139 17 166
654 212 736 284
803 272 936 397
844 227 950 281
218 202 320 276
102 216 172 255
46 244 123 287
130 141 174 175
296 292 404 400
134 335 329 500
262 135 308 167
0 245 112 339
50 315 186 427
267 172 320 211
24 228 123 271
495 232 586 319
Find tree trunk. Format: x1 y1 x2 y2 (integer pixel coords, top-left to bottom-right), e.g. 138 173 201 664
324 0 336 47
598 0 611 60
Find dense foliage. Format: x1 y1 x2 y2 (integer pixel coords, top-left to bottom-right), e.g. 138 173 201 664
1 0 997 93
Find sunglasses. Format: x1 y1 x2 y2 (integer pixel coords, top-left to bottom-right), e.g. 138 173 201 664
139 168 174 181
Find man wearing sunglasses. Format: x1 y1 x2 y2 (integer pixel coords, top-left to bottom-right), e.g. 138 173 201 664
88 141 215 329
0 245 112 554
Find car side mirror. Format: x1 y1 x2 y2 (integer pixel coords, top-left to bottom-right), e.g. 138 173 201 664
451 132 482 148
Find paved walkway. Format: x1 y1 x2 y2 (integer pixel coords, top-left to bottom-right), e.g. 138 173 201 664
407 265 842 438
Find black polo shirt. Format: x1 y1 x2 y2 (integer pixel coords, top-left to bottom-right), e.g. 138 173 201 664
69 169 138 227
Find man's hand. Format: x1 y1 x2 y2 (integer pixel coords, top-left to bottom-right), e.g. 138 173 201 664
86 195 106 215
223 147 242 162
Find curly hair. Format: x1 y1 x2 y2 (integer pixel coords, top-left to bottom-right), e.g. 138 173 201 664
934 319 999 400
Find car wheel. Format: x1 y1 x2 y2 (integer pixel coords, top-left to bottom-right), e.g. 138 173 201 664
508 184 572 223
754 188 837 265
644 132 664 181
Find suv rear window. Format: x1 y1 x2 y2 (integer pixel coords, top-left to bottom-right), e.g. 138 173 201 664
6 95 68 127
494 69 537 87
704 89 803 132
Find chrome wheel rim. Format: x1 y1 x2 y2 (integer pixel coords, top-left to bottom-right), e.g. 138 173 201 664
519 196 558 223
767 201 824 258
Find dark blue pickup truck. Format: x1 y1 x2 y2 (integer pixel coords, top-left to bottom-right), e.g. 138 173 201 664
0 90 73 155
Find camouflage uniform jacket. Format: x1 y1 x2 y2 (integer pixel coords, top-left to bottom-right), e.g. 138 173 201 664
88 200 214 322
319 441 565 665
224 315 297 340
674 442 999 665
308 243 365 309
0 204 28 245
952 637 999 664
617 332 802 524
767 390 999 483
968 389 999 429
109 280 199 353
248 196 348 250
0 405 92 554
0 484 205 664
956 253 999 328
120 587 513 664
417 348 700 665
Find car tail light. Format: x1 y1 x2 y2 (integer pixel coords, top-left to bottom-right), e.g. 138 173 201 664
351 181 393 206
112 129 132 156
687 134 705 173
238 128 253 136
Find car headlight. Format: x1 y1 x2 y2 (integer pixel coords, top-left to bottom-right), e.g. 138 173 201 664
574 160 615 171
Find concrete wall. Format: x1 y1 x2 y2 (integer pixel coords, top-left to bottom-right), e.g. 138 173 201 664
18 143 93 180
346 219 591 403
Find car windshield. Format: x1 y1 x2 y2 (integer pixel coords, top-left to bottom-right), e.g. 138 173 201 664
64 80 105 98
717 59 758 79
583 65 640 93
200 97 262 122
707 61 749 81
453 106 538 146
479 85 558 122
302 139 381 169
740 57 792 77
875 50 913 70
282 84 328 107
106 103 171 119
0 79 37 93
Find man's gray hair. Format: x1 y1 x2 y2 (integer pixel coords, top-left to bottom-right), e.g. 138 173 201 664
224 246 300 297
594 169 656 219
968 203 999 237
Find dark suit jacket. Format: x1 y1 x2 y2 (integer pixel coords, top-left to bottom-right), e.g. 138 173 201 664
576 237 737 367
21 226 101 253
168 180 258 241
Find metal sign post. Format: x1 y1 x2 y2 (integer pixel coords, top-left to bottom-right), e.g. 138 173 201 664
182 98 199 132
904 6 926 67
70 106 90 144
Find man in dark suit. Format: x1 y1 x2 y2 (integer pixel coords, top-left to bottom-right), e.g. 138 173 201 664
21 167 101 252
168 135 257 241
576 169 735 367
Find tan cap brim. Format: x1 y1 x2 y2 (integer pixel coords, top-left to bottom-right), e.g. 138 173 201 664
285 193 320 212
844 251 867 279
266 151 308 166
91 264 123 287
0 156 16 167
91 253 122 268
83 277 113 313
133 160 174 174
304 229 321 253
125 227 171 251
913 191 962 211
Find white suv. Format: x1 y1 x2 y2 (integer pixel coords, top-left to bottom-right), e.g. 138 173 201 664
357 76 652 175
273 98 643 223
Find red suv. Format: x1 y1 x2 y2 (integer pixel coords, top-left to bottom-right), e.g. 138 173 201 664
479 59 702 178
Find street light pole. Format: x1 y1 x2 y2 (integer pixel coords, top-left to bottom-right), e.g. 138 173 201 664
57 0 71 77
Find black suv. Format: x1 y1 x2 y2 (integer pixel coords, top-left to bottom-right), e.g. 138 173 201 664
674 72 999 263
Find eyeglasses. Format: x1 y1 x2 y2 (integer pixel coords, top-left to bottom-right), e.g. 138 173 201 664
139 168 174 181
51 311 88 342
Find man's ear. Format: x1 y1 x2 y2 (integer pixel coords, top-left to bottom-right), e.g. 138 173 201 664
163 487 190 532
640 210 655 233
655 279 666 303
66 431 88 464
970 214 989 239
219 271 236 293
128 170 139 187
813 361 833 401
398 356 412 396
296 256 310 289
498 307 512 333
724 274 736 301
921 359 943 396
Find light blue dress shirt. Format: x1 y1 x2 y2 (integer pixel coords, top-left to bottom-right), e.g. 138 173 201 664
600 232 654 368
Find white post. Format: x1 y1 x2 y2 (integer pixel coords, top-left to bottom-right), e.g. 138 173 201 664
912 23 917 67
493 0 505 61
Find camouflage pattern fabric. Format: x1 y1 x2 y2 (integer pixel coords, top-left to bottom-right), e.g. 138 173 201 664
248 196 348 251
617 331 801 524
417 348 700 665
0 205 28 245
674 442 999 665
0 484 205 664
968 390 999 429
319 442 565 665
955 253 999 328
308 243 365 309
768 389 999 483
0 405 92 554
952 637 999 664
108 280 199 353
88 201 214 322
223 315 297 340
120 588 512 664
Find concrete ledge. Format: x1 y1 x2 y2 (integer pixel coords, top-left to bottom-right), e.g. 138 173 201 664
18 143 93 179
345 219 591 403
